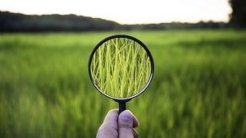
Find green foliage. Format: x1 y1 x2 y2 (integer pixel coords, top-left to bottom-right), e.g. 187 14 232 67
90 37 152 98
0 30 246 138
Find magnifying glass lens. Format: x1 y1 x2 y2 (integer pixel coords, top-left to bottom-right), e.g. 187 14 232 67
90 37 152 99
89 35 154 111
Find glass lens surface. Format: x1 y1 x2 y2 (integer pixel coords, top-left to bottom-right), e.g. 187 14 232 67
90 37 152 99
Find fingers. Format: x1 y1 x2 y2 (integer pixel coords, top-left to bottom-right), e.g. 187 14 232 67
96 109 139 138
96 109 119 138
118 110 139 138
132 112 139 128
133 129 139 138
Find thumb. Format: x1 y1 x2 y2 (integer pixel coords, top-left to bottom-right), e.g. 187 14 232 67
118 110 135 138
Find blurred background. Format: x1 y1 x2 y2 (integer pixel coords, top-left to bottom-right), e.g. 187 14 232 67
0 0 246 137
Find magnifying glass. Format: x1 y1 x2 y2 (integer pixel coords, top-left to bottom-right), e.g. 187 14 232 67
88 34 154 113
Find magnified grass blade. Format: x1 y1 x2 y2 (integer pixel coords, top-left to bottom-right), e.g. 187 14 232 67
90 37 152 98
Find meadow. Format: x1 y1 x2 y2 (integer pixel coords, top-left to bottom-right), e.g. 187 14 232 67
0 30 246 138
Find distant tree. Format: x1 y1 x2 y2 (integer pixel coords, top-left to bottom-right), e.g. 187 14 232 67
229 0 246 28
0 11 121 32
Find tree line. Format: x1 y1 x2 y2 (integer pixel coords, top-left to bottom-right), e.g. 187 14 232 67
1 0 246 33
0 11 228 32
0 11 122 32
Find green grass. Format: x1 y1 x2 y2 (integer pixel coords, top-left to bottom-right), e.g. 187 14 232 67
90 37 152 98
0 30 246 138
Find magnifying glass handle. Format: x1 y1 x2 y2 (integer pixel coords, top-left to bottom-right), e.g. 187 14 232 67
118 102 126 114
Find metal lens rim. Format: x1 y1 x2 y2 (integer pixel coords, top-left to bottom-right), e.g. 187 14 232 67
88 34 154 101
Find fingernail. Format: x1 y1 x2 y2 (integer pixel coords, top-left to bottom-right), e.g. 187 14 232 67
119 110 133 124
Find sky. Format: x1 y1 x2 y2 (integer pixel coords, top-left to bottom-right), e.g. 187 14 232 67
0 0 232 24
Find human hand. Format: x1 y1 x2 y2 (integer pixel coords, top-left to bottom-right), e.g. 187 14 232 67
96 109 139 138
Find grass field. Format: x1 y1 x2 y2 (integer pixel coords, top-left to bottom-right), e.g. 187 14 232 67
0 30 246 138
